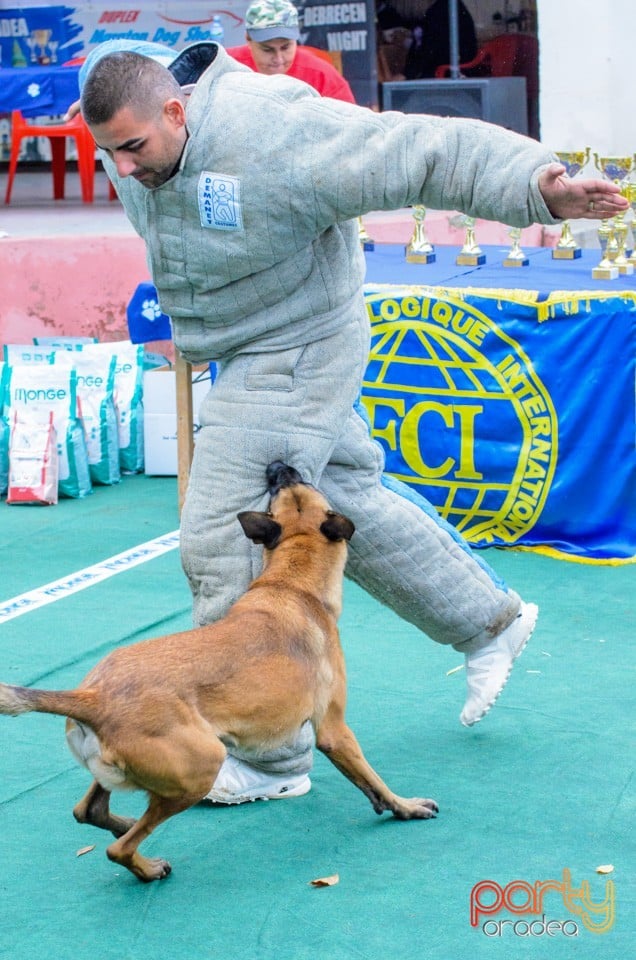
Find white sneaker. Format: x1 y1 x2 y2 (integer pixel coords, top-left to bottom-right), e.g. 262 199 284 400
203 755 311 804
460 602 538 727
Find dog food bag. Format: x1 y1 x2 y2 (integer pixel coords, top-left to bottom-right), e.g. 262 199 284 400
7 411 58 505
33 336 98 349
4 364 92 499
55 347 121 486
83 341 145 474
0 361 9 497
3 344 56 365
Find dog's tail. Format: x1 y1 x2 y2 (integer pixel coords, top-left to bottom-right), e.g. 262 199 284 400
0 681 95 721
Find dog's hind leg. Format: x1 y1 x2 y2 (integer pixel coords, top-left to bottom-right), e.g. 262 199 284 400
105 793 198 882
73 780 136 837
316 705 439 821
104 731 227 881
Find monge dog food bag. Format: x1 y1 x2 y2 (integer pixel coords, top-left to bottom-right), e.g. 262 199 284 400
7 411 58 505
56 347 121 486
33 336 98 349
3 344 56 365
87 341 145 474
5 364 92 499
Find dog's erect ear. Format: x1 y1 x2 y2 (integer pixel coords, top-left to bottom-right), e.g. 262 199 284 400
320 511 355 543
238 511 282 549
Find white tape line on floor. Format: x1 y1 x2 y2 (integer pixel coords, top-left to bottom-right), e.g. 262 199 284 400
0 530 180 625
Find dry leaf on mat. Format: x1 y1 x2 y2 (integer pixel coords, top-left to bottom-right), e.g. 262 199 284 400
446 665 464 676
596 864 614 874
309 874 339 887
76 845 96 857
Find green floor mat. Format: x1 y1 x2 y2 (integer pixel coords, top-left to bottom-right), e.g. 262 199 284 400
0 475 633 958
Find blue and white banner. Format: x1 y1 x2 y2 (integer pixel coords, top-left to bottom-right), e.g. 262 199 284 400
0 2 250 68
362 285 636 563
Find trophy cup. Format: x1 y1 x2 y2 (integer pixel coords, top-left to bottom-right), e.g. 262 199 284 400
623 181 636 266
593 218 619 280
592 154 634 279
32 28 52 64
552 148 590 259
358 217 374 252
405 205 436 264
26 34 37 63
611 193 634 275
456 216 486 266
503 226 529 267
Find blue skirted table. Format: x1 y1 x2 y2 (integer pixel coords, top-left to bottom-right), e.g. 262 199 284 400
0 65 80 117
361 245 636 563
128 245 636 561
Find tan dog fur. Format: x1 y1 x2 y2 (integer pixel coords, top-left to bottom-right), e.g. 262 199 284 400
0 463 438 882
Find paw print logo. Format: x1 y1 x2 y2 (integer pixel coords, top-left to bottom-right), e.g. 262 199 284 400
141 298 162 323
27 83 42 99
127 281 172 341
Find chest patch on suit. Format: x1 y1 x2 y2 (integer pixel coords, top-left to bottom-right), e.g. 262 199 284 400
198 171 243 230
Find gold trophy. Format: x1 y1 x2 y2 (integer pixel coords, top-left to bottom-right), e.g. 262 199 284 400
32 28 52 64
456 216 486 266
405 205 436 264
503 226 529 267
358 217 374 252
592 154 634 279
611 198 633 275
593 219 619 280
552 148 590 260
623 181 636 266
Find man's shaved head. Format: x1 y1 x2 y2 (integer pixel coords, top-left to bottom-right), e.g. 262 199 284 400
81 51 185 125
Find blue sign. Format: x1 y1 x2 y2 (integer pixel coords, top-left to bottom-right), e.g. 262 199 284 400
0 5 83 68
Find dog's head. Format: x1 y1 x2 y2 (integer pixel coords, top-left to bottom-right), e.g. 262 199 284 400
238 461 354 551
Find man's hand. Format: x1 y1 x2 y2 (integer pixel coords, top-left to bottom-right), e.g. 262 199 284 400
539 161 629 220
63 98 81 122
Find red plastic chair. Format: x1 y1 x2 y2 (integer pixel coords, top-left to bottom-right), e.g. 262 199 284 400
63 56 118 201
435 33 538 98
4 109 98 204
4 57 118 205
435 34 539 137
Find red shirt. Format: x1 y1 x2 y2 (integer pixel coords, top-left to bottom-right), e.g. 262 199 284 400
227 45 356 103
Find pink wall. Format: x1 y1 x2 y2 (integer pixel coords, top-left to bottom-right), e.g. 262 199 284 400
1 234 150 347
1 216 555 353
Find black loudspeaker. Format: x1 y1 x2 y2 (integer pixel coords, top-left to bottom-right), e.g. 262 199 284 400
381 78 528 135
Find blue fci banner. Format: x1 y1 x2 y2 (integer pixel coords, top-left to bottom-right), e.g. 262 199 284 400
361 286 636 564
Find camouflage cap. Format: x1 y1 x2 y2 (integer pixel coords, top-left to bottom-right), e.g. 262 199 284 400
245 0 300 42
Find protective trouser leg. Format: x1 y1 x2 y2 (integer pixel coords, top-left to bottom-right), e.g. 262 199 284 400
320 406 520 651
180 312 371 775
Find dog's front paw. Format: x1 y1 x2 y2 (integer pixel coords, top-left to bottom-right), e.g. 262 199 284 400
392 797 439 821
137 857 173 882
109 846 174 882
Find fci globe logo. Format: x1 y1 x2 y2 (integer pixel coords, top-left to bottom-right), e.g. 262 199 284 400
362 289 558 546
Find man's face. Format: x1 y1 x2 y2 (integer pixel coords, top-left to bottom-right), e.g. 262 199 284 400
89 99 187 190
247 37 297 75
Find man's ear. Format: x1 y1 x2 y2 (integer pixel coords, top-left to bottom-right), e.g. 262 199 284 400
320 511 355 543
238 511 282 549
164 96 187 129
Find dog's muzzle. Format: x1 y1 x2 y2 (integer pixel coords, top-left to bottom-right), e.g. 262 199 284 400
266 461 306 496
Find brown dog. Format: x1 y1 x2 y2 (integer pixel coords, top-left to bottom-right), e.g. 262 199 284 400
0 462 438 882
